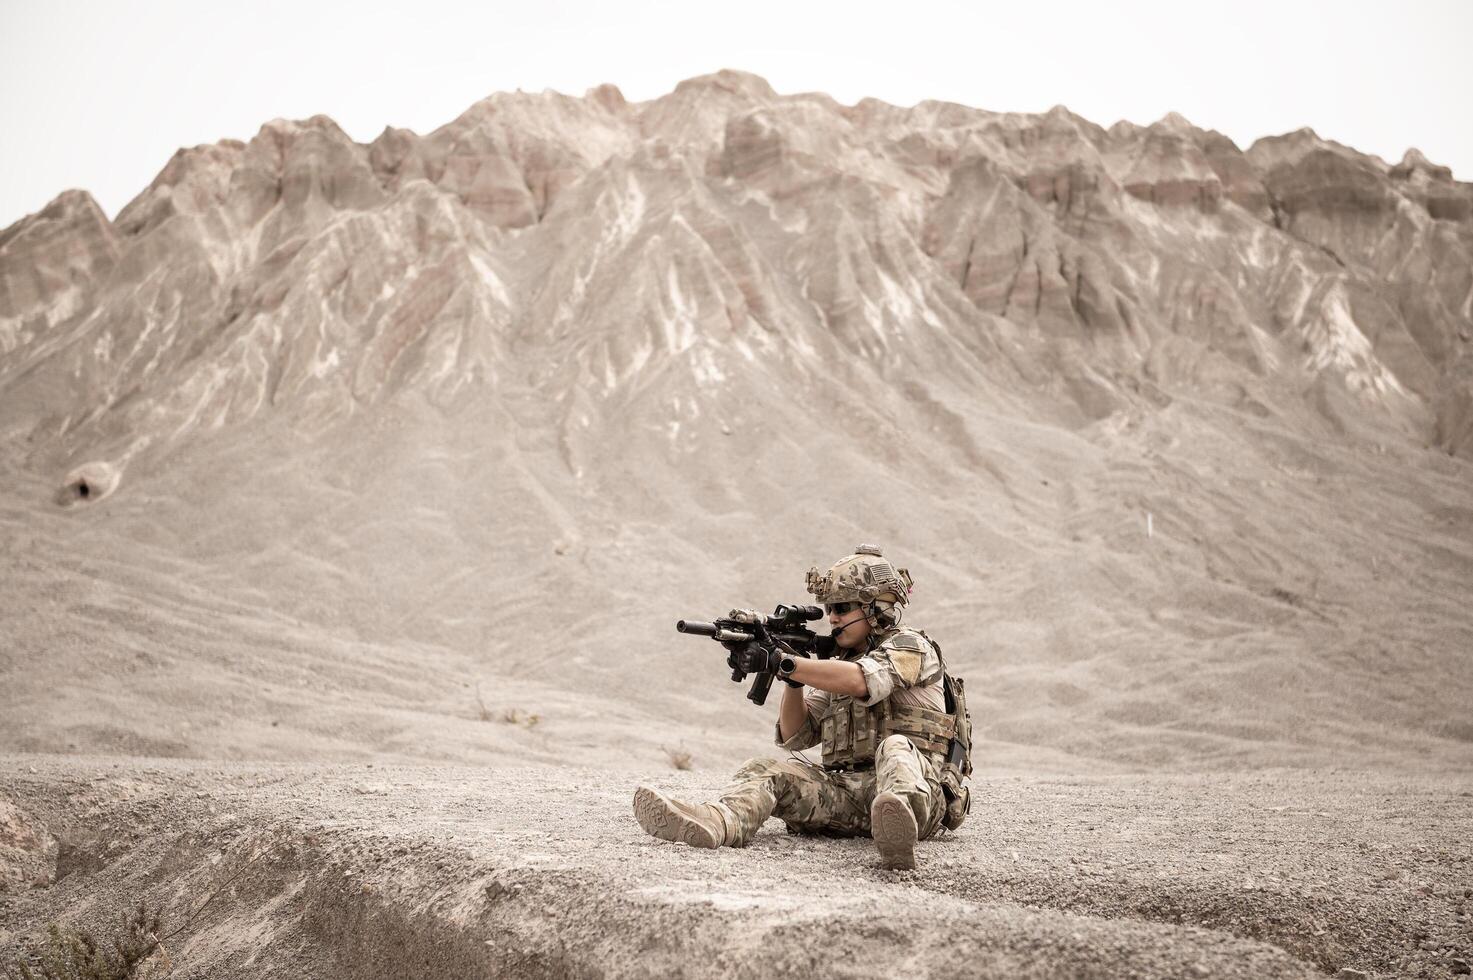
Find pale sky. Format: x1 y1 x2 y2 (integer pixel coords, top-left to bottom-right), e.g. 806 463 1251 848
2 0 1470 231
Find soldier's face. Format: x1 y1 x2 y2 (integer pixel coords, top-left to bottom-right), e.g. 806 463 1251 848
828 605 871 648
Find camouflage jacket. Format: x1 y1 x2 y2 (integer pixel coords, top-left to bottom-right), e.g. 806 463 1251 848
775 625 945 753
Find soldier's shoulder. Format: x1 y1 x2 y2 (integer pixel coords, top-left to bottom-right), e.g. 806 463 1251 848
877 626 935 653
875 626 942 686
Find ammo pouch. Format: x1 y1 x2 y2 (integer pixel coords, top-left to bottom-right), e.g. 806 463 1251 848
939 672 974 830
820 697 954 769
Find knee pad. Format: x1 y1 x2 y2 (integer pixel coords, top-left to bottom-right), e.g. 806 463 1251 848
877 734 913 757
734 756 783 779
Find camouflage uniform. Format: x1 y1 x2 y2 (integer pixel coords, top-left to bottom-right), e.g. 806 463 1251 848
711 624 949 844
636 546 968 866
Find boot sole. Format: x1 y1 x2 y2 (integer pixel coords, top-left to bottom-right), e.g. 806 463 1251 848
870 791 918 869
633 787 720 848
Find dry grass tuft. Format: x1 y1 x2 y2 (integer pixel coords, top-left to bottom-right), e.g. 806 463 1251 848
500 708 541 728
473 684 540 727
663 745 694 770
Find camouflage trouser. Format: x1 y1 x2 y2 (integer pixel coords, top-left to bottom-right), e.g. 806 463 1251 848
716 734 946 846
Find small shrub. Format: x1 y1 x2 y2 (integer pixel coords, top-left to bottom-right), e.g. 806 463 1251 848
6 903 165 980
663 746 693 770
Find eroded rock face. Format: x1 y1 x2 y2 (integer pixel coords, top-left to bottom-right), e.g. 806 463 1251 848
0 798 57 892
0 190 118 356
1121 115 1224 212
1391 148 1473 222
0 70 1468 472
1198 130 1272 219
923 156 1130 343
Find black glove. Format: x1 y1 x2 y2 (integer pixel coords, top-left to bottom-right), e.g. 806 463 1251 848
731 642 804 688
731 642 781 676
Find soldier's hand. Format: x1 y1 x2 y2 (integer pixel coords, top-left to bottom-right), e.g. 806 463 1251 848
732 642 781 675
727 608 762 624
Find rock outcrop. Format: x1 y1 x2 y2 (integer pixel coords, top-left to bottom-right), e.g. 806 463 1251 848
0 190 118 356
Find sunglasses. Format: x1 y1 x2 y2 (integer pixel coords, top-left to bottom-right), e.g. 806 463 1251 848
824 601 861 615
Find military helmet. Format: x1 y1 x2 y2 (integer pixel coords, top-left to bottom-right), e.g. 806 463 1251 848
806 544 913 607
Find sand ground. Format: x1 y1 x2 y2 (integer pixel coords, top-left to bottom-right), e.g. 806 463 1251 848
2 756 1469 978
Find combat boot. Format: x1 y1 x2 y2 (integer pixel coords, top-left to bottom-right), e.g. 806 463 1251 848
870 791 919 869
633 787 730 849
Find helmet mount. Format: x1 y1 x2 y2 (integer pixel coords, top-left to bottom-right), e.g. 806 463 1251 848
806 544 914 631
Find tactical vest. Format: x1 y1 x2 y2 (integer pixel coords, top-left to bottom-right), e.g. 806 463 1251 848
818 695 955 767
818 629 974 830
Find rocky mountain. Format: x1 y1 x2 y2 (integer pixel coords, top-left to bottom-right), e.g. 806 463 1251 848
1 70 1470 772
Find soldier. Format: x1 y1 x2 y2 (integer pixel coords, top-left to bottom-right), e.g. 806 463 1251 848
633 545 967 870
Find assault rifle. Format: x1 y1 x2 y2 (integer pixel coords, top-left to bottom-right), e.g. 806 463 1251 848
676 604 837 706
